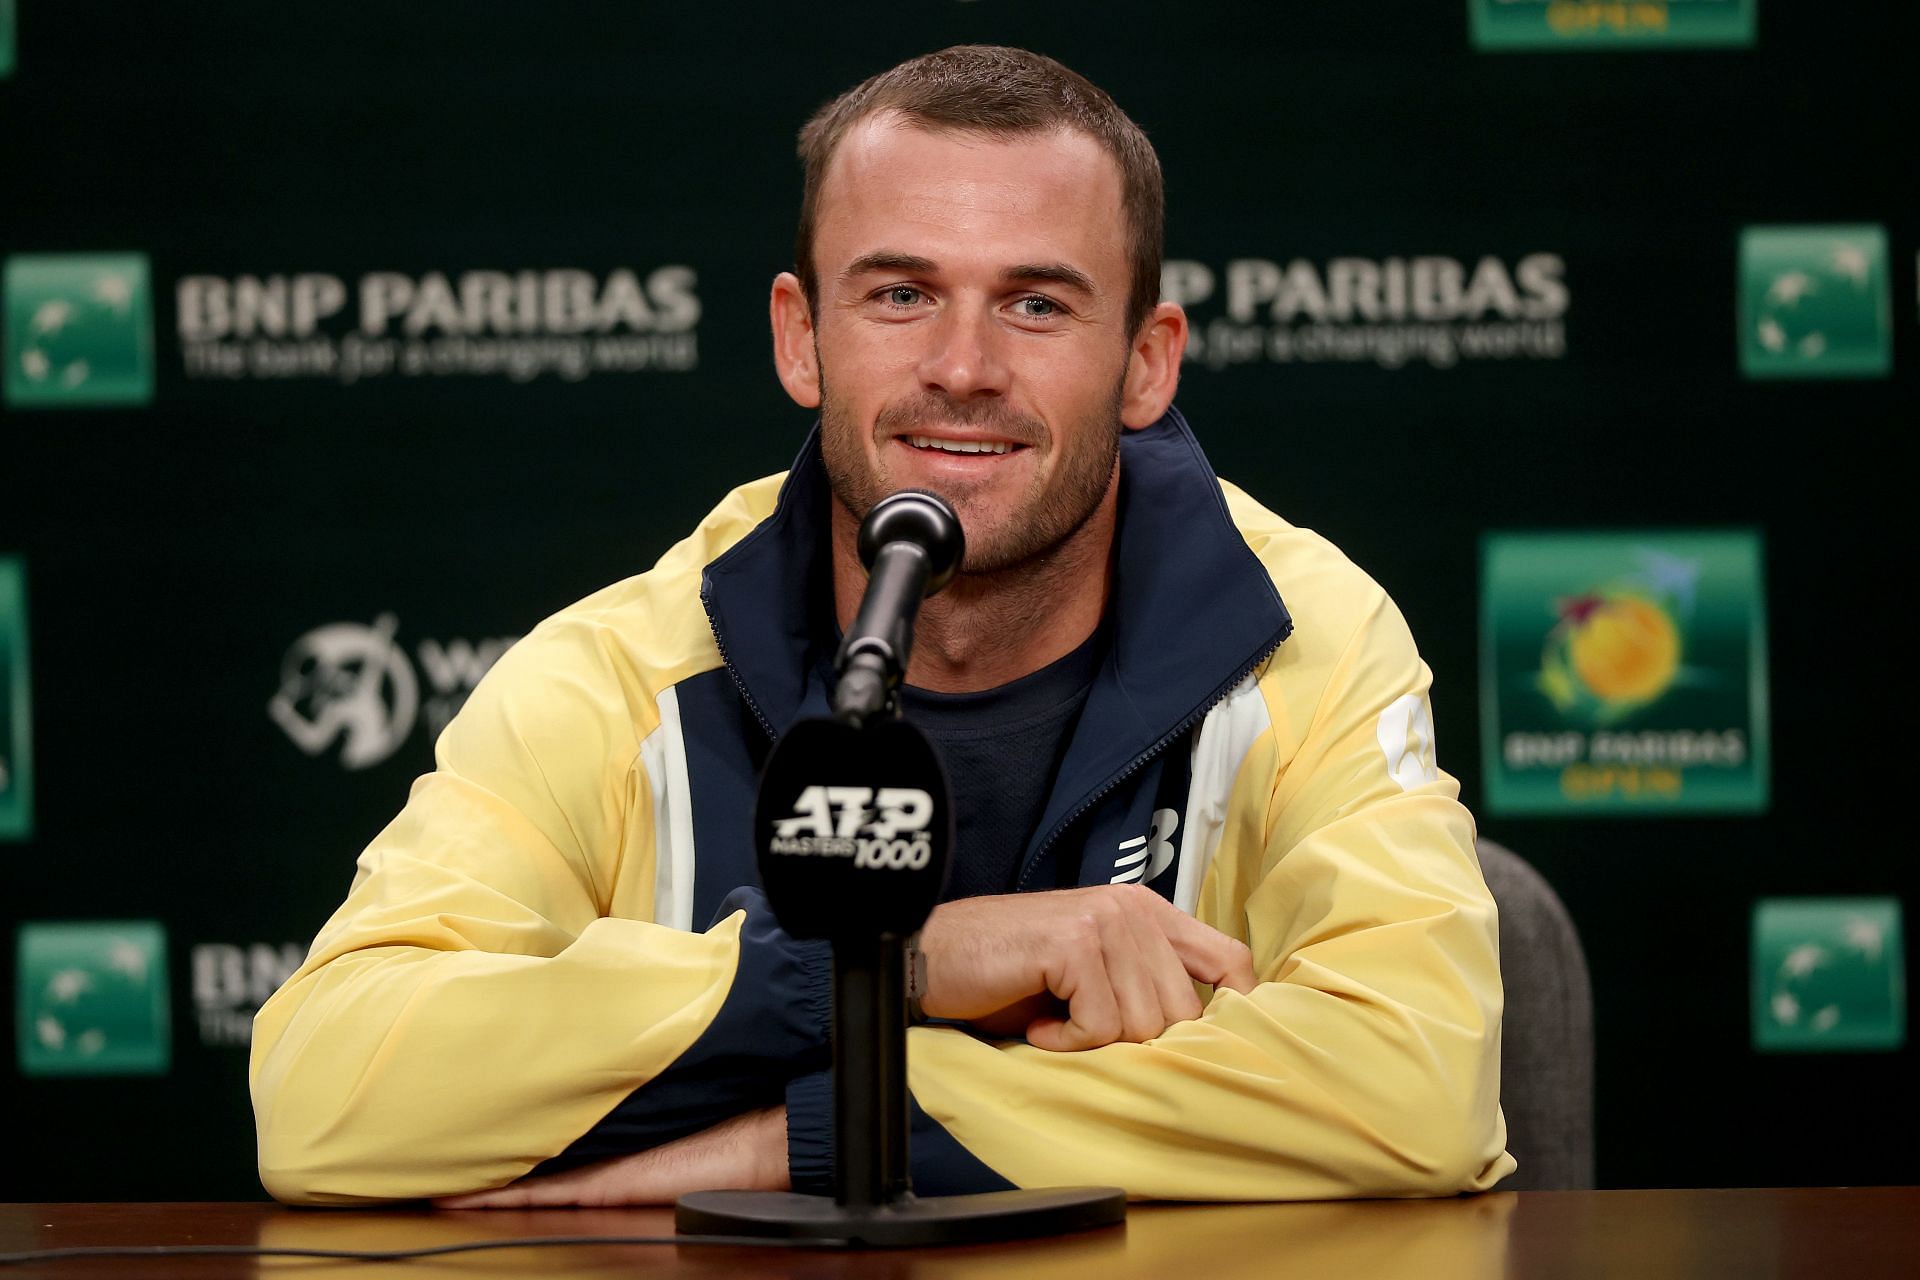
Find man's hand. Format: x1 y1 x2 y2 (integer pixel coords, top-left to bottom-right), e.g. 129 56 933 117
917 884 1257 1051
434 1106 789 1208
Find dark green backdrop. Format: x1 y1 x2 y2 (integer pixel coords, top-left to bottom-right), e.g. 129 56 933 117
2 1 1914 1199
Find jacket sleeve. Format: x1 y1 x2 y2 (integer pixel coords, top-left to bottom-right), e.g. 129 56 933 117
884 590 1515 1200
249 620 829 1205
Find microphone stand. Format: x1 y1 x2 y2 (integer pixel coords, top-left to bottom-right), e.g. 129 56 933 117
674 493 1125 1248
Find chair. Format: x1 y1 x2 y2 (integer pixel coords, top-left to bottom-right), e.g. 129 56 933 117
1476 837 1595 1190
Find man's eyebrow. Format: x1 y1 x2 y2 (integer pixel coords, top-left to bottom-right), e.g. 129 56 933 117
837 253 1097 298
840 252 939 283
1001 263 1097 296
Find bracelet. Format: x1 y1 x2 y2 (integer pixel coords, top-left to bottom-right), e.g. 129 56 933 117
905 935 930 1025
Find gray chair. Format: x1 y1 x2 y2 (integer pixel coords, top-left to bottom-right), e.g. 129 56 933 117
1477 837 1594 1190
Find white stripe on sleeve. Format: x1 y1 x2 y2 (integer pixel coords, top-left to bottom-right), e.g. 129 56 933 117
639 685 697 932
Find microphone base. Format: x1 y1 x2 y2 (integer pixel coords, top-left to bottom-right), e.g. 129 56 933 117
675 1186 1126 1248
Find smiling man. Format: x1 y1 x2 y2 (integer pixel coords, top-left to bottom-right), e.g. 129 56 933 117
252 46 1514 1207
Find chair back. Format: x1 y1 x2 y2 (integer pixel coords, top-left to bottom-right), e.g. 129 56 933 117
1478 837 1595 1190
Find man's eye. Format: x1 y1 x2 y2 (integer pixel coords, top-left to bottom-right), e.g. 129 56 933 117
1015 296 1060 318
882 286 923 308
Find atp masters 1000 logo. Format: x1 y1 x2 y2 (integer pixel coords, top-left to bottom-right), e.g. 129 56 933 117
1481 531 1768 815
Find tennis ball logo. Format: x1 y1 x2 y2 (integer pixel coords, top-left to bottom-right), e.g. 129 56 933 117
1539 590 1682 720
1569 594 1679 702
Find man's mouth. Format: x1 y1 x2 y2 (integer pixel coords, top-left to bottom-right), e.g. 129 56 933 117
903 435 1021 456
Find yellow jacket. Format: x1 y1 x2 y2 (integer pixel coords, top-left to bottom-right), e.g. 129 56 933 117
251 409 1514 1203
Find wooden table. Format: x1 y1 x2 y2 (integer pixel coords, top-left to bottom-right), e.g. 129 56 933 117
3 1189 1915 1278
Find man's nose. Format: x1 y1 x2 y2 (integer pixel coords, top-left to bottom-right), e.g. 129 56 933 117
916 301 1009 400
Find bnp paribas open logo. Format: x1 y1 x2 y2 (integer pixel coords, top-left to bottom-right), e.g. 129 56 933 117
0 556 30 839
1481 531 1768 816
16 922 171 1076
3 253 154 407
1470 0 1755 49
1753 899 1905 1053
1738 226 1891 379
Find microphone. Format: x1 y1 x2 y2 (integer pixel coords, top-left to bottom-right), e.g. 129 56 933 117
832 490 965 726
675 485 1124 1246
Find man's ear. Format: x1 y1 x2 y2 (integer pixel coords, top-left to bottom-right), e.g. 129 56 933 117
770 272 822 409
1120 301 1189 430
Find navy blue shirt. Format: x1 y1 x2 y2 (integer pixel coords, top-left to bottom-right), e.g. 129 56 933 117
899 624 1106 900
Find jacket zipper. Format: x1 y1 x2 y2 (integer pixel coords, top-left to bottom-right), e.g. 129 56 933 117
700 579 781 741
1015 627 1291 892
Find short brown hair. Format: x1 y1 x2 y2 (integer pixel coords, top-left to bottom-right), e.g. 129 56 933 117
794 45 1164 337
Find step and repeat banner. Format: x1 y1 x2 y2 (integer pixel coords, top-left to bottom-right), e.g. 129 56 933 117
2 2 1913 1197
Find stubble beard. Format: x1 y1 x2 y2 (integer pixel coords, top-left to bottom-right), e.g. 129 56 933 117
817 373 1127 577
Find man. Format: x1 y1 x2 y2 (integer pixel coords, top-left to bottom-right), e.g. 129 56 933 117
252 45 1514 1206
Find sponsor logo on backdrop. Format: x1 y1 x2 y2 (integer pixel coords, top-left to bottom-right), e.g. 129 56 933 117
1752 898 1905 1053
1469 0 1756 50
1480 531 1768 815
176 266 700 384
193 942 305 1047
269 614 517 770
1738 225 1891 379
1162 254 1567 371
2 253 154 407
0 557 30 839
16 922 170 1076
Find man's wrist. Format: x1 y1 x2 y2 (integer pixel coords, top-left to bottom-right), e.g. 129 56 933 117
905 933 930 1024
755 1105 792 1192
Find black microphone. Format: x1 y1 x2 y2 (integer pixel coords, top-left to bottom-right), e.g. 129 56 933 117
832 490 965 726
676 486 1124 1246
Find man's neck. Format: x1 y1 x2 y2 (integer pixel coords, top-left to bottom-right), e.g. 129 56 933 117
830 485 1118 694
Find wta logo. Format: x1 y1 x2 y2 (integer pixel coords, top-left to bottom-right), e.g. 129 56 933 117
268 614 516 770
770 786 934 870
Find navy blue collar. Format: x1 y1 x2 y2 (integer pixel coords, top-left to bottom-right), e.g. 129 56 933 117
700 406 1293 786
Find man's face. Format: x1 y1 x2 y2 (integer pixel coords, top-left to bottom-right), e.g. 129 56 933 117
807 116 1135 574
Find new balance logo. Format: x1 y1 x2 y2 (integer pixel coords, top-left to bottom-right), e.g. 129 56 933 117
1113 808 1179 885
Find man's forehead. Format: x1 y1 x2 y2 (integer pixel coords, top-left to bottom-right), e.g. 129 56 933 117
816 114 1126 266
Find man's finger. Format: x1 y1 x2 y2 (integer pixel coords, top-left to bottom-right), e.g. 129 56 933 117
1030 938 1121 1051
1125 905 1205 1028
1097 898 1174 1042
435 1158 638 1209
1160 907 1259 994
